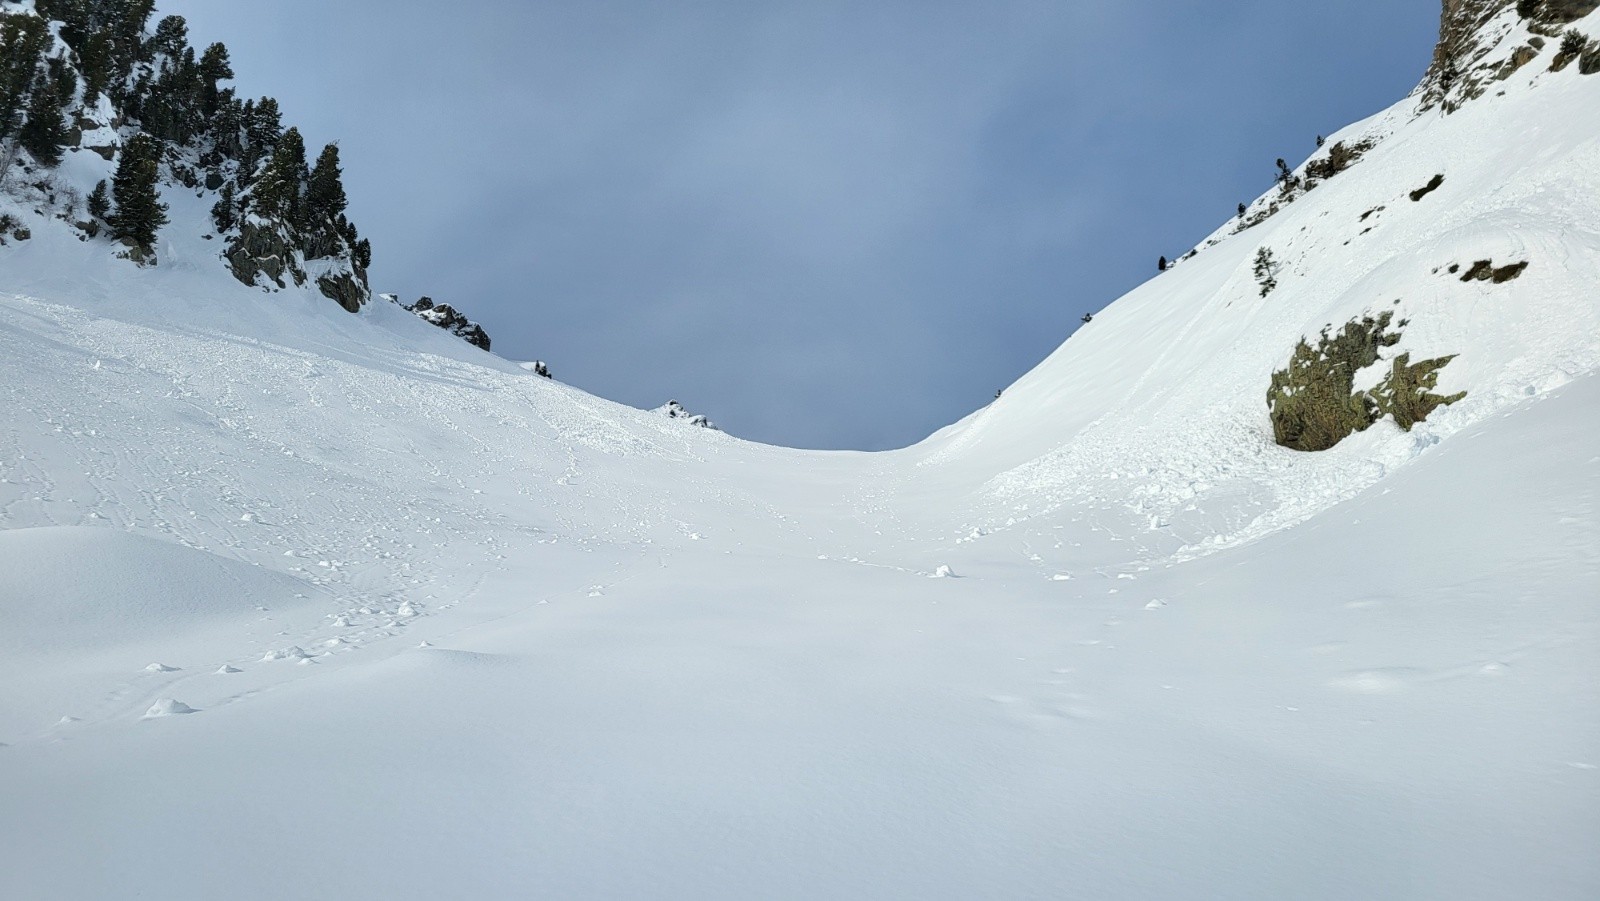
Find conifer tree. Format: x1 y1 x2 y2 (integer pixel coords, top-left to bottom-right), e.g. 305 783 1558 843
306 143 348 225
110 134 169 252
0 14 51 142
211 181 237 233
87 179 111 221
19 73 68 166
145 15 188 62
77 30 114 101
1253 247 1279 297
251 125 307 225
247 98 283 149
238 97 284 180
197 42 233 115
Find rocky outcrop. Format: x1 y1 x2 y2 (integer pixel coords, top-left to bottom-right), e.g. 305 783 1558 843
655 400 718 430
384 295 491 351
227 222 371 313
226 221 301 289
1423 1 1600 111
1422 1 1515 111
317 271 369 314
1534 1 1600 25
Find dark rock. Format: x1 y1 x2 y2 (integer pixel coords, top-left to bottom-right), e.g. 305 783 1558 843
1536 1 1600 24
1496 44 1542 80
120 235 155 266
1410 174 1446 201
317 272 369 313
226 222 299 289
1461 259 1529 283
205 171 225 191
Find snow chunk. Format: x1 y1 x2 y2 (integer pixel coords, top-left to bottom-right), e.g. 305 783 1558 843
143 699 197 718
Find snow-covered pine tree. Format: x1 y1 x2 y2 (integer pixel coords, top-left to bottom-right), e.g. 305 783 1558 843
19 72 69 166
304 143 349 258
109 133 169 254
87 179 111 221
251 125 307 226
0 14 51 145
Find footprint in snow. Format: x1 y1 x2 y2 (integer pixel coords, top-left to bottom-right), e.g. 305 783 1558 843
144 663 180 672
215 665 242 675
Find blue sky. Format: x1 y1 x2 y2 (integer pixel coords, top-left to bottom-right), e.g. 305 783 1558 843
161 1 1441 450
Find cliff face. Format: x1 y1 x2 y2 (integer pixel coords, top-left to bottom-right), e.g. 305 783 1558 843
1421 0 1599 110
1422 0 1514 111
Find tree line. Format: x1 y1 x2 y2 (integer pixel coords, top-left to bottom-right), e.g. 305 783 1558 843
2 0 368 271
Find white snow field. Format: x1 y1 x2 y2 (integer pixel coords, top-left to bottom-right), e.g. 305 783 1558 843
3 12 1599 901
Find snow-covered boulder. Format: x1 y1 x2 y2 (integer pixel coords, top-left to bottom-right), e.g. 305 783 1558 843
654 400 718 430
382 294 491 351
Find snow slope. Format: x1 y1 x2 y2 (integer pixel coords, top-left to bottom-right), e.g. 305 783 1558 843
1 7 1597 900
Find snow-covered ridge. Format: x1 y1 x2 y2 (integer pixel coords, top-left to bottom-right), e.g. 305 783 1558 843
911 19 1599 558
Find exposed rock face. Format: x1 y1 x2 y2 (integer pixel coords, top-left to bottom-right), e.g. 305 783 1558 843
384 295 491 351
227 222 370 312
1582 44 1600 72
1537 1 1600 24
317 272 368 314
1422 1 1514 111
226 222 300 290
1423 1 1600 110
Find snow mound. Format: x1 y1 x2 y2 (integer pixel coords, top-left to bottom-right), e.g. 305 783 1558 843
142 699 197 718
